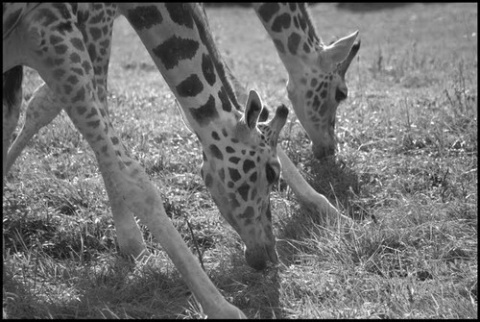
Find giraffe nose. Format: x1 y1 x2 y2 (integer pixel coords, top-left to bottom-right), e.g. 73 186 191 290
244 243 279 270
245 250 267 270
312 144 335 159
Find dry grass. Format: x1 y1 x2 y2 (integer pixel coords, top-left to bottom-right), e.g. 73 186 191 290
3 3 477 319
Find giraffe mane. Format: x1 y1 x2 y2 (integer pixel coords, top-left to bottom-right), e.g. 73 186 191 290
187 3 243 112
297 3 323 47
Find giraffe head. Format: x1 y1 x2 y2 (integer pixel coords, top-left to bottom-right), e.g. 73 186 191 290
286 31 360 159
199 90 288 270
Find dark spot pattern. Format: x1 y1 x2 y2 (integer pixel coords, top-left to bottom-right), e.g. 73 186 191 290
238 184 250 202
88 44 97 62
71 38 84 51
126 5 162 30
72 87 85 103
63 84 73 95
271 13 291 32
87 120 100 128
89 27 102 41
70 52 81 63
257 3 280 23
202 54 216 86
241 206 255 219
243 159 255 173
53 44 68 56
313 95 320 111
210 144 223 160
228 193 240 209
82 61 92 76
299 15 307 32
303 43 310 53
176 74 203 97
153 36 199 70
218 86 231 112
316 82 325 91
76 105 87 115
288 32 301 55
229 157 240 164
212 131 220 141
86 107 98 119
67 75 78 84
50 35 63 46
229 168 241 182
189 95 218 126
165 3 193 28
71 67 83 75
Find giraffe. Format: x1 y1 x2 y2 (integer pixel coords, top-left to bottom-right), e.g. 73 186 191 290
5 3 352 219
251 3 360 159
3 3 296 318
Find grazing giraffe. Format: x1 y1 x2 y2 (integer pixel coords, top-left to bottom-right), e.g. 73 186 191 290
6 3 353 219
251 3 360 159
3 3 296 318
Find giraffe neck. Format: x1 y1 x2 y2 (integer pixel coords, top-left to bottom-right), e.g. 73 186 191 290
253 3 321 74
119 4 241 143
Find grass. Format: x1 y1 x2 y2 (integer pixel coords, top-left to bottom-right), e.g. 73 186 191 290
3 3 477 319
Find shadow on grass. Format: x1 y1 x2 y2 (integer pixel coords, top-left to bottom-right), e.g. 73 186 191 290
219 256 284 319
2 254 198 319
306 156 375 222
274 155 375 268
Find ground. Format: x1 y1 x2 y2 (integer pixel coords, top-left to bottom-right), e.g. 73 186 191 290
3 3 477 319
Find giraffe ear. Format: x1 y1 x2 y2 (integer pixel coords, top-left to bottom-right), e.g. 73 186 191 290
321 30 359 65
338 38 360 79
267 104 289 147
245 90 262 129
258 106 269 122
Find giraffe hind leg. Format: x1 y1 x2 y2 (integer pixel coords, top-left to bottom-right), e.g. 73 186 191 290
5 83 62 174
3 66 23 179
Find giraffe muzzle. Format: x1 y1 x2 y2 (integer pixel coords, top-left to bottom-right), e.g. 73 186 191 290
244 243 279 271
312 144 336 159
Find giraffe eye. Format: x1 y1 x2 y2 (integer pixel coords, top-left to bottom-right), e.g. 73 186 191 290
335 88 347 102
265 163 278 184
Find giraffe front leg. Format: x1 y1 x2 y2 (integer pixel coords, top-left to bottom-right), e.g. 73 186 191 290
277 147 352 223
94 152 245 318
